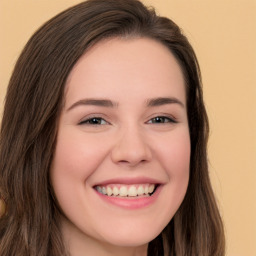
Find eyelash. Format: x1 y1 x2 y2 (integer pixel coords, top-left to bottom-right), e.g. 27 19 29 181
79 115 177 125
147 116 177 124
79 117 108 125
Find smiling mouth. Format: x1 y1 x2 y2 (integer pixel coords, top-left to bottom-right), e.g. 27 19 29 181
94 184 158 198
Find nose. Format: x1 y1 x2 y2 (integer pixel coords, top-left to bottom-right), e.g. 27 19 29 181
111 126 152 167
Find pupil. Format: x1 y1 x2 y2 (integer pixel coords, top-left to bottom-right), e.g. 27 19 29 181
155 117 163 123
91 118 100 124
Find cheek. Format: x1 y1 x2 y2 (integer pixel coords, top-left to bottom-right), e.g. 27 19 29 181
50 130 110 214
165 131 190 195
155 129 191 178
152 129 190 220
51 132 108 183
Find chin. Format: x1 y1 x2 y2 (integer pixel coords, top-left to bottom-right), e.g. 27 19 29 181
98 224 163 247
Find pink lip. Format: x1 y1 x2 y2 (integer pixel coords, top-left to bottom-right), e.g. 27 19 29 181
93 177 163 210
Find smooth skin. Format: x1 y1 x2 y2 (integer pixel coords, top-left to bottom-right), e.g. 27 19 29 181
51 37 191 256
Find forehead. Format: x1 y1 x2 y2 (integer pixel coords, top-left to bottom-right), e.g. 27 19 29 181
64 37 186 106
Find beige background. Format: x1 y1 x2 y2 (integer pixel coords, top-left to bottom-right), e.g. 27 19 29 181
0 0 255 255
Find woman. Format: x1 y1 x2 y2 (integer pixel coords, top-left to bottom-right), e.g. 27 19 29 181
0 0 225 255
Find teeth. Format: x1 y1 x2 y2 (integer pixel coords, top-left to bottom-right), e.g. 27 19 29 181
120 186 128 196
102 187 106 195
149 184 154 193
113 187 119 196
95 184 156 197
107 187 112 196
128 186 137 197
137 185 144 196
96 186 102 193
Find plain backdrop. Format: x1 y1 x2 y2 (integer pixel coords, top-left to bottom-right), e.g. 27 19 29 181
0 0 255 255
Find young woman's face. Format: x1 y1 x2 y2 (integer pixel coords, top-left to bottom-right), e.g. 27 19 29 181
51 38 190 253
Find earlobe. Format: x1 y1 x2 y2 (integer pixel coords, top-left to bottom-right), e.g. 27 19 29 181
0 198 6 217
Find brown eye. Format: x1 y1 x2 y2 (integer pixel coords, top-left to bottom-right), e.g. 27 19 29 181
79 117 108 125
148 116 176 124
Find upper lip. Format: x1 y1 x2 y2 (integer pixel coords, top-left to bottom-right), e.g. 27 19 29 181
93 176 163 186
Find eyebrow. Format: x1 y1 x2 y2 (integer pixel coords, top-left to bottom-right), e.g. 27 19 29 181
67 98 118 111
146 97 185 108
67 96 184 111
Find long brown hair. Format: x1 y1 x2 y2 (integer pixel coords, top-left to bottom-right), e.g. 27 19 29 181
0 0 225 255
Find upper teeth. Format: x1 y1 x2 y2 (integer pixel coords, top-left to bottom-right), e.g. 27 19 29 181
95 184 155 197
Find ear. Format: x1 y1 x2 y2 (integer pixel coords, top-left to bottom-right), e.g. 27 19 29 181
0 198 6 217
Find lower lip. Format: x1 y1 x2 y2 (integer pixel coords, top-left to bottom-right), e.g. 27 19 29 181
94 186 162 209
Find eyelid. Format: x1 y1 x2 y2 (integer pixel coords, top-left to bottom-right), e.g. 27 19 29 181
78 114 110 125
77 113 178 126
146 114 178 124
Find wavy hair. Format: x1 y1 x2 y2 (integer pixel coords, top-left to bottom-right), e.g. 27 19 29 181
0 0 225 255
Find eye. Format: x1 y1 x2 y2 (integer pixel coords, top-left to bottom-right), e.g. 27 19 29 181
79 117 108 125
147 116 177 124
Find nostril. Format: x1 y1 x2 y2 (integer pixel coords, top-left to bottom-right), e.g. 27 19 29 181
116 158 149 167
119 160 129 163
